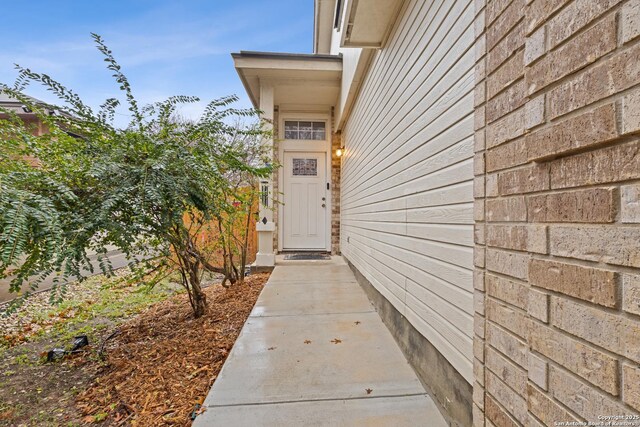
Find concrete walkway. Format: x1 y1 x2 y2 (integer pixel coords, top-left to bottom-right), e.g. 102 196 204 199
194 256 446 426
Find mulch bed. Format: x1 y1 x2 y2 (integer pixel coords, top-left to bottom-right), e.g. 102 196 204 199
76 272 269 426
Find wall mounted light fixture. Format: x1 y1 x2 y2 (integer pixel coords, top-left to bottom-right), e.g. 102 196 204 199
336 147 344 157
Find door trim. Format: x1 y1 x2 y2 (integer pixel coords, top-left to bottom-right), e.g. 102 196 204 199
278 112 332 253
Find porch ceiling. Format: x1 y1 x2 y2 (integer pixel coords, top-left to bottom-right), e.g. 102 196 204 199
232 51 342 110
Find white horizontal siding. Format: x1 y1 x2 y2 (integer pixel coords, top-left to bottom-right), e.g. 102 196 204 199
341 0 475 384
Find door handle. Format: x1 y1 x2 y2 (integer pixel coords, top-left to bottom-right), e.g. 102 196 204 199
322 203 326 208
322 197 326 201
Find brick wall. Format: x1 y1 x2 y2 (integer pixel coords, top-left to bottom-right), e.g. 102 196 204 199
474 0 640 425
331 131 341 254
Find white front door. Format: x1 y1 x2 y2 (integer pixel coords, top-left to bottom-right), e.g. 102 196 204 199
283 152 327 250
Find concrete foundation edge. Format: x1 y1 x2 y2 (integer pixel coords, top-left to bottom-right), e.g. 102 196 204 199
345 257 473 427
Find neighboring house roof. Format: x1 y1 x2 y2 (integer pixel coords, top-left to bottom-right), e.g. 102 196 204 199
0 92 83 138
0 92 52 116
0 92 77 121
0 92 43 104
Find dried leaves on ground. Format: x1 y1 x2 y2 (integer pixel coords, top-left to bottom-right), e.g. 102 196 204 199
0 270 186 426
0 271 268 426
76 272 269 426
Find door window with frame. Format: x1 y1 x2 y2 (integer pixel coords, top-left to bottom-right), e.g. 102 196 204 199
292 158 318 176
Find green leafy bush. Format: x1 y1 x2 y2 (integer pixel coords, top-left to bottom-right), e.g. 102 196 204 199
0 34 272 316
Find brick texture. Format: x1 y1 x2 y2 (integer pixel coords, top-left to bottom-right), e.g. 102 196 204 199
549 141 640 189
474 0 640 424
546 0 621 48
623 87 640 134
486 80 527 124
527 353 548 391
486 249 529 280
622 184 640 223
487 0 525 50
526 103 619 161
486 394 519 427
524 26 545 66
549 226 640 268
487 51 525 100
486 347 527 396
622 0 640 44
487 21 525 73
529 259 618 307
486 322 527 368
528 321 619 395
623 364 640 411
526 187 617 223
486 298 528 339
548 366 631 422
525 0 568 34
487 371 528 424
486 138 528 172
331 132 341 254
486 196 526 222
486 108 525 148
486 274 527 310
527 289 548 323
497 164 549 195
525 14 617 94
527 384 580 426
623 274 640 316
486 224 547 253
550 297 640 363
547 43 640 119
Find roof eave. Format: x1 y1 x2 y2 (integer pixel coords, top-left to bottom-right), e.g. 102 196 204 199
231 51 343 110
231 51 342 62
313 0 320 53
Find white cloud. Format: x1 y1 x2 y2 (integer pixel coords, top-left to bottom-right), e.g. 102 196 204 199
0 1 311 127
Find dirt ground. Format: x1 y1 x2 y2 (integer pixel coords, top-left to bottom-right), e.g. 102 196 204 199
0 271 269 426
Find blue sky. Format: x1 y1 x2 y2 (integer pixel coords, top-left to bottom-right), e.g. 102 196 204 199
0 0 314 125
